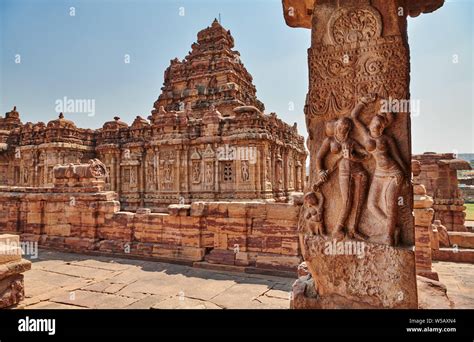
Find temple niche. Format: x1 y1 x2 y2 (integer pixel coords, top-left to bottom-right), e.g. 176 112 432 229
0 20 307 212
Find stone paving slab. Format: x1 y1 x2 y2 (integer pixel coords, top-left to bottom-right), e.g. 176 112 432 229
20 249 294 309
15 250 474 309
124 294 169 309
152 296 222 309
49 289 139 309
433 261 474 309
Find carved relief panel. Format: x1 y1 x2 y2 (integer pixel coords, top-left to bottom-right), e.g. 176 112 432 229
130 167 137 186
192 161 201 184
300 3 413 247
123 168 131 183
145 152 157 191
191 148 202 185
202 144 215 191
241 161 250 183
160 150 175 191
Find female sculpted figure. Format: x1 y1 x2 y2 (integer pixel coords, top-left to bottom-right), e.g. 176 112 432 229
298 185 325 236
241 161 250 182
192 162 201 183
351 96 409 246
316 116 369 239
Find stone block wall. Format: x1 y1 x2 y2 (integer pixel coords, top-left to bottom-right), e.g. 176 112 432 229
202 202 301 272
0 186 301 273
413 153 471 231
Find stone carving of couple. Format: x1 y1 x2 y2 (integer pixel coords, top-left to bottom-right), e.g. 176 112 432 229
314 94 409 246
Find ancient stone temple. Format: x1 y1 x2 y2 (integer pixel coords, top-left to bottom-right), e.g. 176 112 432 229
413 152 471 232
0 20 306 211
283 0 444 308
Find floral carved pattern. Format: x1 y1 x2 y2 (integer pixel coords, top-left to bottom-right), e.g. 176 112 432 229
306 6 408 118
307 37 409 117
328 6 382 45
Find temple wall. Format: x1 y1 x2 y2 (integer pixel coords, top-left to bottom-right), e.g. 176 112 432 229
413 153 471 231
95 139 306 211
0 186 302 273
0 138 305 212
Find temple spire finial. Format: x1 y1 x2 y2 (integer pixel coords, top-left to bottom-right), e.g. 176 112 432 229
212 17 220 27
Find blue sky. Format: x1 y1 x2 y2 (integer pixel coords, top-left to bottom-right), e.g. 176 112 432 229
0 0 472 154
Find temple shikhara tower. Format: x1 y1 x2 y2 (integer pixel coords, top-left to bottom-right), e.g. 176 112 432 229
0 20 306 211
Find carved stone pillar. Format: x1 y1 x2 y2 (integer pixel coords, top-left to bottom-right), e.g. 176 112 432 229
412 160 438 281
283 0 444 309
116 150 122 194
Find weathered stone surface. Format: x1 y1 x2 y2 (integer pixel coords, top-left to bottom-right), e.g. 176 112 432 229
0 234 22 264
417 275 454 309
300 235 417 308
0 245 22 264
0 233 31 308
0 257 31 280
448 231 474 249
284 0 444 309
433 261 474 308
0 181 302 272
433 248 474 263
413 153 471 232
53 158 108 190
415 224 433 273
434 220 451 247
18 249 474 309
414 207 435 227
0 234 19 245
412 160 439 278
297 261 309 278
0 274 25 308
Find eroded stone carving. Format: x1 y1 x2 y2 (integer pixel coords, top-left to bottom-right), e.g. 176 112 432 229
328 5 382 45
192 161 201 183
284 0 444 309
53 158 107 180
241 161 250 182
205 162 213 184
351 96 409 245
316 113 369 240
298 186 325 236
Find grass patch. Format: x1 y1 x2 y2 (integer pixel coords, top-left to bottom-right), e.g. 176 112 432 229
465 203 474 221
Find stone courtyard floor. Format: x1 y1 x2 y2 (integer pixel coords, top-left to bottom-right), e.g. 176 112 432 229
15 249 474 309
432 261 474 309
19 249 294 309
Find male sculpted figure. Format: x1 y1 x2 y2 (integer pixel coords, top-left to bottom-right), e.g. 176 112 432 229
316 115 369 240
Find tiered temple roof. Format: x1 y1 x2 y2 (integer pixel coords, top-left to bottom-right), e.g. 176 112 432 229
0 20 306 207
153 19 265 117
